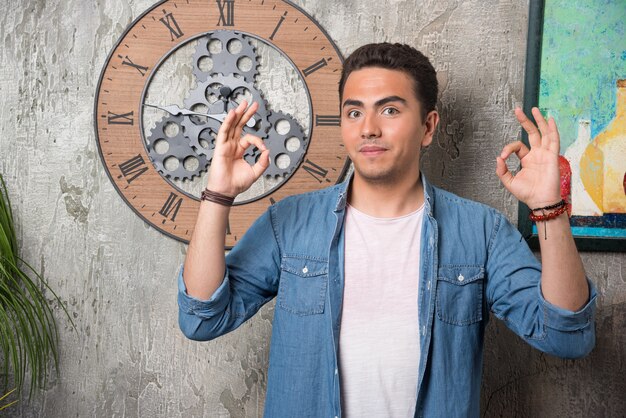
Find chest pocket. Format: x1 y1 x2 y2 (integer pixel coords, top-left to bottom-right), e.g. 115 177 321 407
278 256 328 316
436 265 484 325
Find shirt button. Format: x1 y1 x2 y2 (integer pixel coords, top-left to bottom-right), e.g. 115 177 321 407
427 280 431 291
422 325 426 335
335 368 338 375
458 274 465 282
302 266 308 274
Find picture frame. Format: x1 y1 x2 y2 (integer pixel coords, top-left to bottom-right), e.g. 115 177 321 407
519 0 626 252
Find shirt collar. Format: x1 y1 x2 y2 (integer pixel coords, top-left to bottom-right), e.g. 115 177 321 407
334 171 351 213
422 172 434 217
333 170 434 216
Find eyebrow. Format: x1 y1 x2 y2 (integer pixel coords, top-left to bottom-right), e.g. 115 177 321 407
342 95 407 109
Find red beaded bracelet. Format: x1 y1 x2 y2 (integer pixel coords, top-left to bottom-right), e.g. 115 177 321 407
528 199 568 240
528 204 567 222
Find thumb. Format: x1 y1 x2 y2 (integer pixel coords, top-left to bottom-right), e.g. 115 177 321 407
251 149 270 178
496 156 514 189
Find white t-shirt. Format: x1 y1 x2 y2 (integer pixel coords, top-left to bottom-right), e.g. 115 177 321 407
339 203 424 417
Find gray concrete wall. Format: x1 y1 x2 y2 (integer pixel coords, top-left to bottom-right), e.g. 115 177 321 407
0 0 624 416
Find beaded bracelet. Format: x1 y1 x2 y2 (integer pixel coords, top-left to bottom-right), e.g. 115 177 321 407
528 199 568 240
528 204 567 222
201 189 235 207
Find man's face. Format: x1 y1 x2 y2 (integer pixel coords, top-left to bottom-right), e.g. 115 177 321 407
340 67 438 185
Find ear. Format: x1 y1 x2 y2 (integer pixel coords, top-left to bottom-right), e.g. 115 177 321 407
421 110 439 148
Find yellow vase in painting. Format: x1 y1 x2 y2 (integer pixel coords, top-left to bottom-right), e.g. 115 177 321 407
580 79 626 214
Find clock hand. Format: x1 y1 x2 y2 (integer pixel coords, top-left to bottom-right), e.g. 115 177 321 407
144 103 207 118
220 86 232 113
143 103 256 128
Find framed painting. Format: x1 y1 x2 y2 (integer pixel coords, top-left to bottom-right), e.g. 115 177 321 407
519 0 626 251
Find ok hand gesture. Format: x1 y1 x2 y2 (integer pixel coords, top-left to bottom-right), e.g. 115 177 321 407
496 107 562 209
205 100 270 197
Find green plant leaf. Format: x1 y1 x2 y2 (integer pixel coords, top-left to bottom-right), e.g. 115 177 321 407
0 173 72 399
0 388 18 411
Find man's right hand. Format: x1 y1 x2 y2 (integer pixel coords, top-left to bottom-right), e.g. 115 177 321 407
205 100 270 197
183 100 269 301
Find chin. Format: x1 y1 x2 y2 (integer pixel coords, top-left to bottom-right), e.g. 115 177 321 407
354 166 398 184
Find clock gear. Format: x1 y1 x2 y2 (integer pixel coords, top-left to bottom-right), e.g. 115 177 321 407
146 114 210 181
192 30 260 83
256 110 308 178
148 31 309 181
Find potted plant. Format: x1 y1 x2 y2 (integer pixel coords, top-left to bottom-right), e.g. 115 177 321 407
0 173 72 407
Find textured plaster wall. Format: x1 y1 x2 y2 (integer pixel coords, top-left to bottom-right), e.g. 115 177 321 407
0 0 624 417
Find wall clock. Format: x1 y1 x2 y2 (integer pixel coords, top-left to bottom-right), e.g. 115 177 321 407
94 0 348 247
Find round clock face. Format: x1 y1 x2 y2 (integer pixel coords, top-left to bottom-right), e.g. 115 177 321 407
95 0 348 247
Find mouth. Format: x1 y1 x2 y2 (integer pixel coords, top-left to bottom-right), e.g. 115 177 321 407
359 144 388 156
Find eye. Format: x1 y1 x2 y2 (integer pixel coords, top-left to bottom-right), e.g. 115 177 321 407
382 107 399 115
347 109 361 118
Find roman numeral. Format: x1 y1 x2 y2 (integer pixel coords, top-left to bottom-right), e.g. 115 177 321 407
302 59 327 77
269 11 287 40
159 12 184 41
226 217 232 235
107 111 134 125
216 0 235 26
302 159 330 183
159 192 183 222
120 55 149 76
315 115 341 126
119 154 148 183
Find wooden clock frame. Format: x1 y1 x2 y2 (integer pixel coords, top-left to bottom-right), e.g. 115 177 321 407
94 0 350 247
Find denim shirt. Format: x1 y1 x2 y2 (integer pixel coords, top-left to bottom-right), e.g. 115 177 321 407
178 174 596 418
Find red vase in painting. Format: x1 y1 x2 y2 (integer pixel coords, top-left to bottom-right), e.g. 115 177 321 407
559 155 572 216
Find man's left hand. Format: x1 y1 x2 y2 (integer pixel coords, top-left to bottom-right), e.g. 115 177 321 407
496 107 562 209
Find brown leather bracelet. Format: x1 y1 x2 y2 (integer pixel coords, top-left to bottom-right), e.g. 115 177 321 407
201 189 235 206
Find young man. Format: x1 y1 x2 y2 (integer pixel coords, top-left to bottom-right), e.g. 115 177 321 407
178 43 596 417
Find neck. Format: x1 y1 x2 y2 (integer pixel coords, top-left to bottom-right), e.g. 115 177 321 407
348 170 425 218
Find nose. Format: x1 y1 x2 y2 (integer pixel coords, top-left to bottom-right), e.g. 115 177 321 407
361 113 381 139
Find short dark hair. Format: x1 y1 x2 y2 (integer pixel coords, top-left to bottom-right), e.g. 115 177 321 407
338 43 438 120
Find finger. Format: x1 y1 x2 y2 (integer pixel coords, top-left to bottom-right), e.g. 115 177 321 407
237 133 267 154
216 109 237 145
227 100 249 138
531 107 550 147
235 101 259 133
514 107 541 148
499 141 530 161
251 149 270 178
547 116 561 154
495 156 514 188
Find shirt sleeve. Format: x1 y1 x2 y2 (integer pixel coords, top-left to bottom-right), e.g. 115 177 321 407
485 212 596 359
177 208 281 341
177 266 231 318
